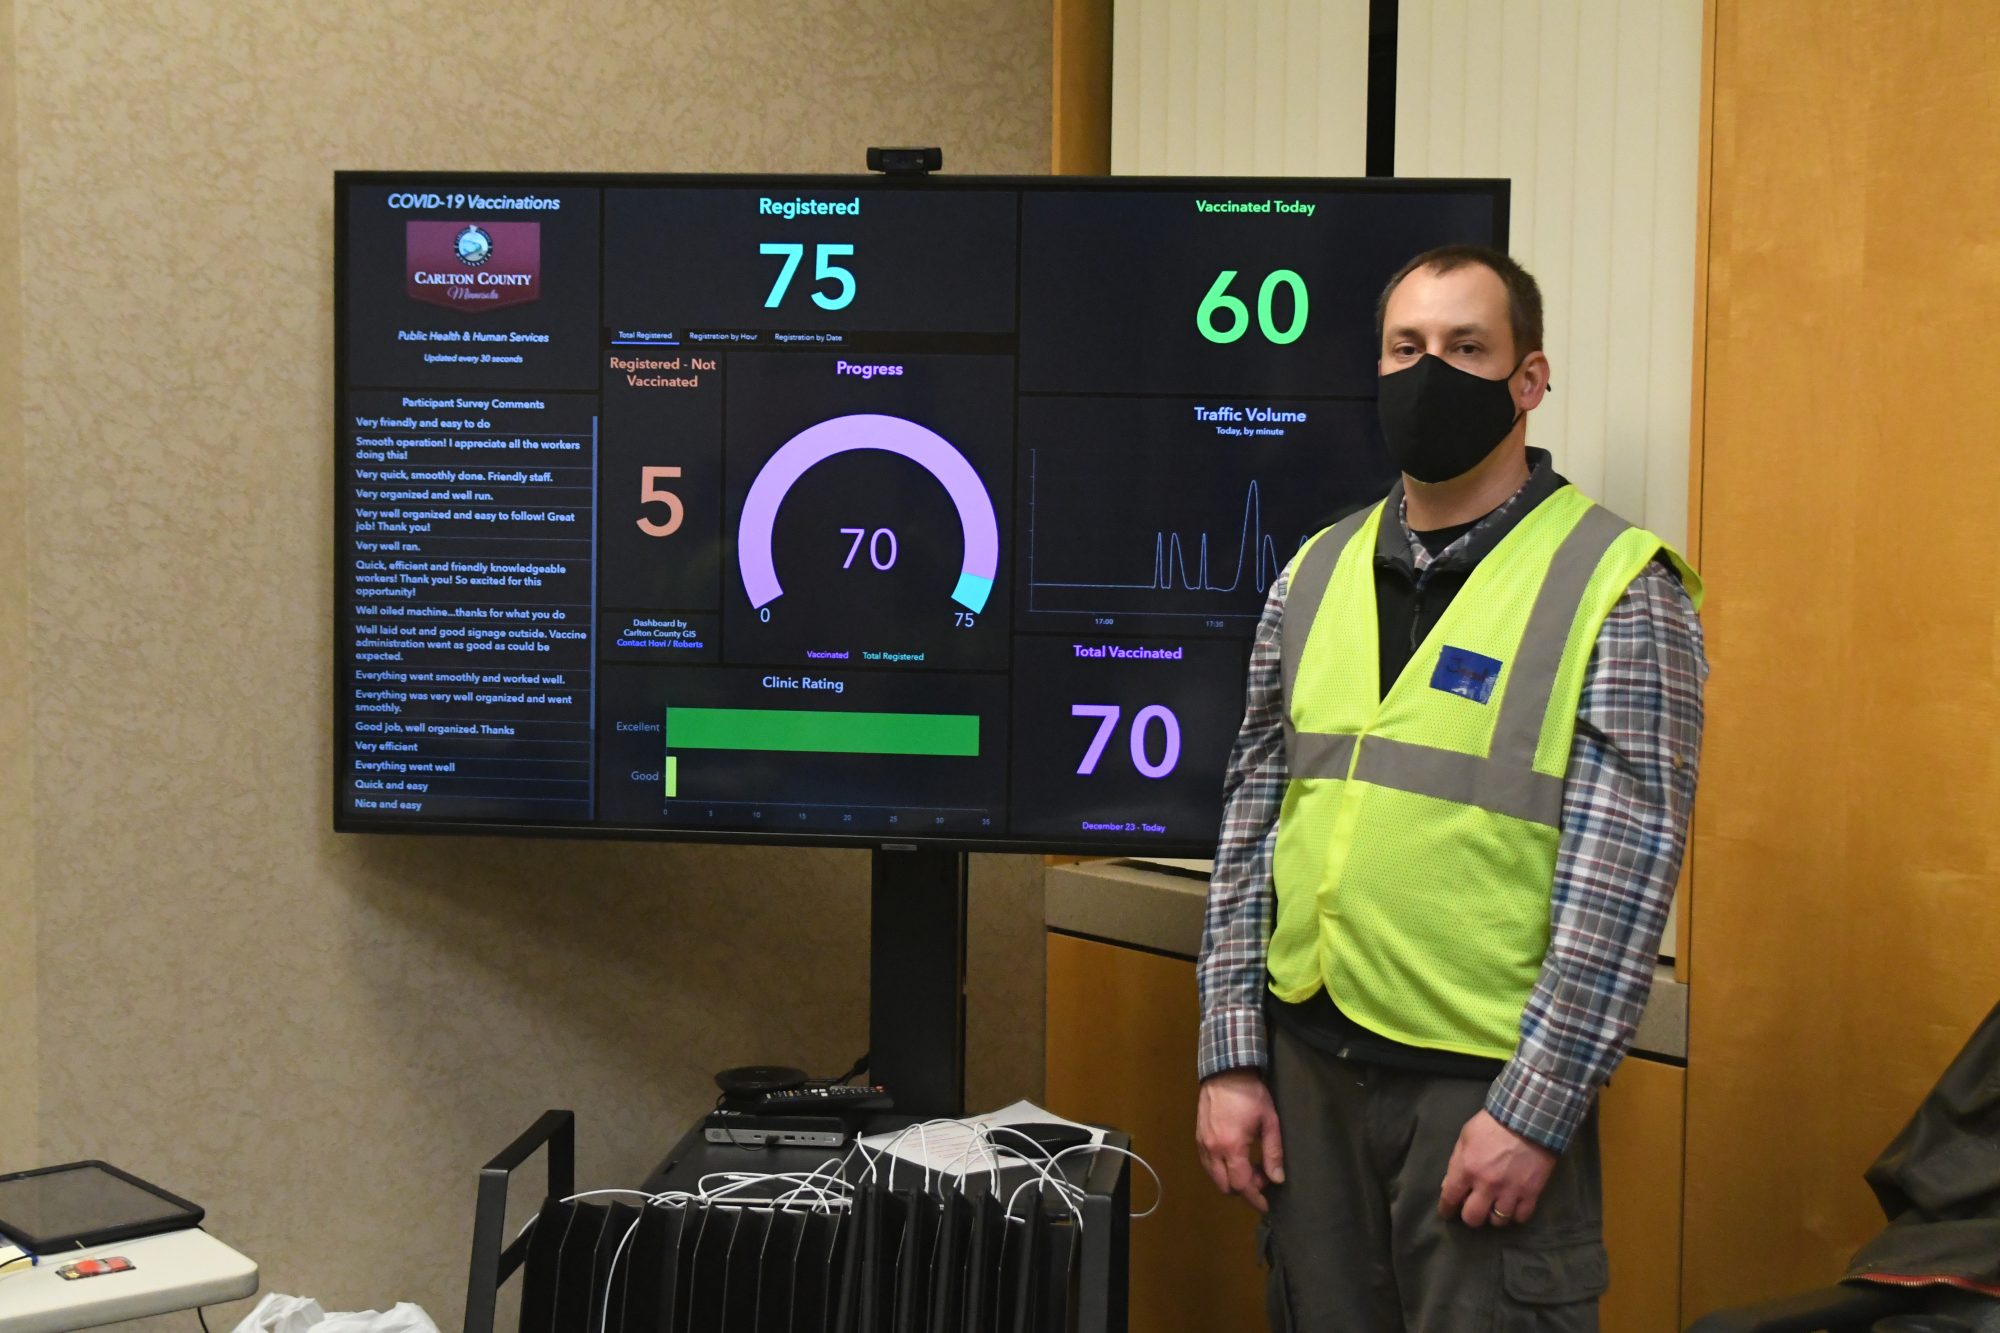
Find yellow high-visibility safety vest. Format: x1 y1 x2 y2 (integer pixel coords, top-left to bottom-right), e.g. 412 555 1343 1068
1267 484 1701 1060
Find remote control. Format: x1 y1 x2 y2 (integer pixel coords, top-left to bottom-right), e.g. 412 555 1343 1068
754 1084 894 1113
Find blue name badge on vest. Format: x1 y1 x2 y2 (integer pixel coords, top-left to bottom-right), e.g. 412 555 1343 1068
1432 645 1504 704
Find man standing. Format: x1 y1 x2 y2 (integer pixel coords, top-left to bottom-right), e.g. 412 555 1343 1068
1195 246 1707 1330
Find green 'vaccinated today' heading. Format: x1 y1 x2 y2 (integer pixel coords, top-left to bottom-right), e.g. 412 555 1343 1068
1195 198 1317 217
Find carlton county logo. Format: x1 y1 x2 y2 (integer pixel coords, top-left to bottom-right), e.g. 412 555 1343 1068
454 225 493 266
405 221 541 312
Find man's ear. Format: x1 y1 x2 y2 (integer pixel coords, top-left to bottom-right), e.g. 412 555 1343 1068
1516 350 1552 411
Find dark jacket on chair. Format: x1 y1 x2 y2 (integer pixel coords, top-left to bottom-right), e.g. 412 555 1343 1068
1843 999 2000 1301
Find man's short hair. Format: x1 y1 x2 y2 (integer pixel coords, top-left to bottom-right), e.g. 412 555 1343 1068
1374 244 1545 358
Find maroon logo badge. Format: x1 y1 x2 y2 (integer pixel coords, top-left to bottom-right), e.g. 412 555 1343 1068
406 221 542 312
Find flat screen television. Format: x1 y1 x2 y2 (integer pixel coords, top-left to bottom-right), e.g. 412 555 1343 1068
335 171 1506 855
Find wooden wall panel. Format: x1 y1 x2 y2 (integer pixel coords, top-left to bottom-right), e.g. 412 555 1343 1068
1599 1059 1686 1333
1682 1 2000 1317
1044 933 1264 1331
1053 0 1113 173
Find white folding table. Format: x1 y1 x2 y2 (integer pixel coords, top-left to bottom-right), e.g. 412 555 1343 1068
0 1229 258 1333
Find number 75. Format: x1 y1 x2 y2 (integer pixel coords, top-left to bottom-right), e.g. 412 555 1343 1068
761 243 856 310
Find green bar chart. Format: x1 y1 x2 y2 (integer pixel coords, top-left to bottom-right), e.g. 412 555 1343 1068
663 705 980 798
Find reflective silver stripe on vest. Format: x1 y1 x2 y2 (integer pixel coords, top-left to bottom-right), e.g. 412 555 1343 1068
1281 498 1635 828
1351 733 1566 825
1280 504 1378 774
1288 730 1357 778
1487 502 1633 766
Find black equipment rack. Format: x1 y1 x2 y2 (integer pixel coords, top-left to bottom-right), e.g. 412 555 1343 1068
462 1109 1131 1333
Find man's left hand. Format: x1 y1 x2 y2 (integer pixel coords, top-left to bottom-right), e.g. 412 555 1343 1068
1438 1109 1557 1228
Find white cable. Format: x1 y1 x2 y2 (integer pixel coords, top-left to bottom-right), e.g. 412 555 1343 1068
981 1127 1087 1215
886 1119 950 1193
1046 1141 1166 1219
696 1171 853 1210
597 1209 646 1333
981 1127 1090 1210
863 1117 962 1186
937 1123 999 1191
770 1164 853 1212
1004 1170 1086 1226
998 1137 1088 1227
507 1187 671 1248
785 1152 858 1213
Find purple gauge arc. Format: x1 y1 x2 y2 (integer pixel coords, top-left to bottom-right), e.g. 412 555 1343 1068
736 412 1000 614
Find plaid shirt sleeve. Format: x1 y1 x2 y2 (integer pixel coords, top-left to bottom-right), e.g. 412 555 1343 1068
1195 569 1290 1080
1484 559 1709 1152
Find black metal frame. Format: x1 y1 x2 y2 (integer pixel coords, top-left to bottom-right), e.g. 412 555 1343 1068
463 1110 575 1333
869 845 968 1118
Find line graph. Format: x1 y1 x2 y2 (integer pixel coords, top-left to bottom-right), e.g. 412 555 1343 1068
1029 451 1290 604
1025 447 1305 623
1013 395 1384 632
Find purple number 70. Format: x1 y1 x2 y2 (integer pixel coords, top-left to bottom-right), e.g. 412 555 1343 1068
1071 703 1181 778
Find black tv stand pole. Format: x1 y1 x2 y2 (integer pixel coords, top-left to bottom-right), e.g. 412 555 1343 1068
869 844 968 1118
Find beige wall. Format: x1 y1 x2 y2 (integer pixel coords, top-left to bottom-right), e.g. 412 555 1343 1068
1396 0 1704 553
6 1 1049 1326
1110 0 1371 175
0 0 38 1161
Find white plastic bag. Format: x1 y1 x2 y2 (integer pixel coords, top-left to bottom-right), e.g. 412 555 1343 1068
318 1304 441 1333
229 1294 326 1333
230 1293 441 1333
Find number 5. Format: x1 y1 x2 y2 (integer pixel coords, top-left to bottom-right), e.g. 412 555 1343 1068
637 466 684 536
813 244 856 310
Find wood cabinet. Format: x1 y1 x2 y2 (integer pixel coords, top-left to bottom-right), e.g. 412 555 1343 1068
1046 930 1688 1329
1045 932 1263 1331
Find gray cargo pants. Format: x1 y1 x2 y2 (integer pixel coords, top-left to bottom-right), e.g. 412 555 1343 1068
1261 1024 1608 1331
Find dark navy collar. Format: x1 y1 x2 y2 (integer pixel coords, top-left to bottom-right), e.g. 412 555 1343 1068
1375 448 1567 577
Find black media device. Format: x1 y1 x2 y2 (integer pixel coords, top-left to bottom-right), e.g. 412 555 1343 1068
866 146 943 176
713 1065 809 1097
0 1161 204 1252
702 1110 849 1150
332 170 1507 857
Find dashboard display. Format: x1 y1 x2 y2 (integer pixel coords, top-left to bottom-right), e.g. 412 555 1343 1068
336 173 1505 853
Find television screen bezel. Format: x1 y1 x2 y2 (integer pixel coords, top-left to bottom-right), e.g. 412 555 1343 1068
332 169 1509 855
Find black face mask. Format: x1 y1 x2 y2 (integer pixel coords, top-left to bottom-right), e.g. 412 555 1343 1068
1376 353 1525 484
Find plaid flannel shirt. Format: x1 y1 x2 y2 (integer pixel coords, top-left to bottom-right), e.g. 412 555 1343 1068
1196 484 1708 1153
